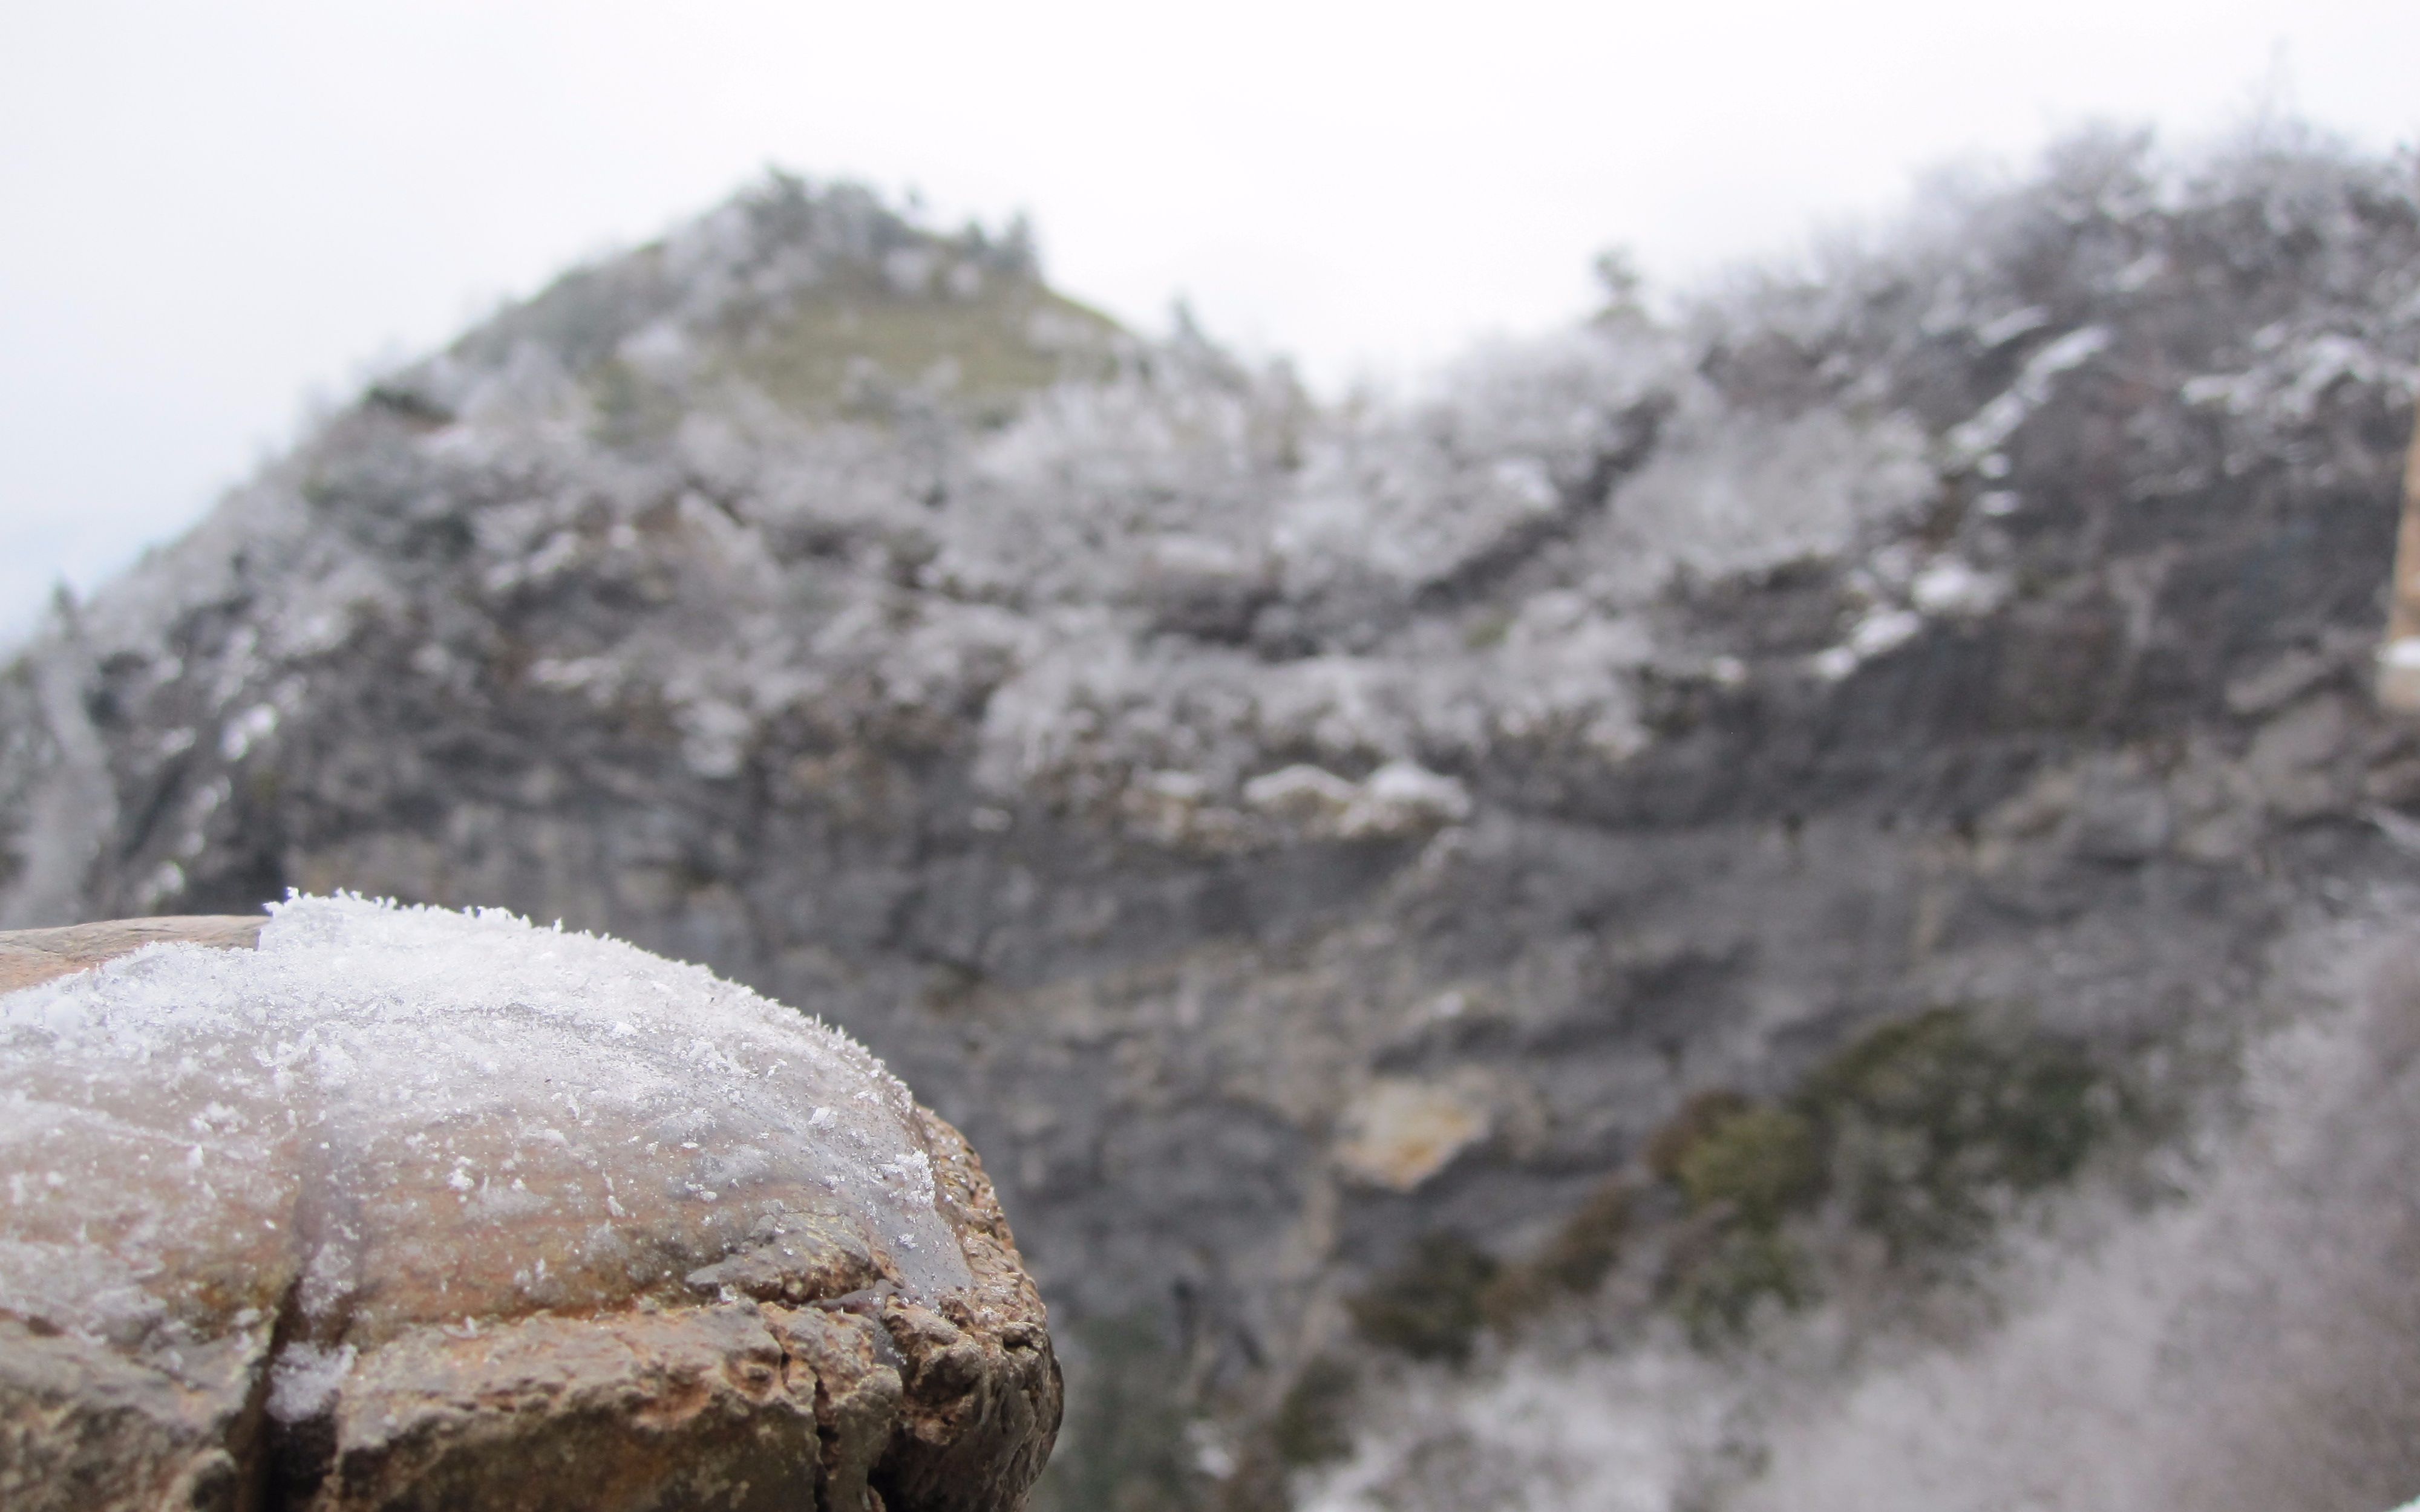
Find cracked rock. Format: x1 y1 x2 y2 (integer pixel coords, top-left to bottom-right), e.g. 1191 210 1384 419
0 898 1057 1511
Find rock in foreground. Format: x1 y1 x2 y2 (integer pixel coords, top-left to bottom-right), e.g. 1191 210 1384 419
0 896 1057 1511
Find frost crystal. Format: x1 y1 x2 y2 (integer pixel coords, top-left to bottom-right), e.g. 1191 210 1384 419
0 894 970 1351
267 1341 357 1423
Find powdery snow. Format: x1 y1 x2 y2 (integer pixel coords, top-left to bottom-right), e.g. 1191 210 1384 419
0 893 969 1357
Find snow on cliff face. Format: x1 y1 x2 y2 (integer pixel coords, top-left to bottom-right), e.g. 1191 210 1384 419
0 894 969 1357
5 129 2420 1512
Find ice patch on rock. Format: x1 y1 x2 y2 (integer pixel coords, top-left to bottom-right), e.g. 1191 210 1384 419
1944 325 2110 464
1813 607 1926 682
1243 761 1472 841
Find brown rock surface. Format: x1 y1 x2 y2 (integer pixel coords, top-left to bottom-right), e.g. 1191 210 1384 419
0 914 264 996
0 898 1057 1511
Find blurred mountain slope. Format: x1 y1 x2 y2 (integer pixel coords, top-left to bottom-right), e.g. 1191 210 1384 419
6 129 2420 1509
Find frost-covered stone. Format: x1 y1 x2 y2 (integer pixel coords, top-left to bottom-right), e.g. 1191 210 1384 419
0 897 1057 1512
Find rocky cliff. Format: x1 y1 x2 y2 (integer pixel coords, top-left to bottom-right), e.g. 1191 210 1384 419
6 129 2420 1507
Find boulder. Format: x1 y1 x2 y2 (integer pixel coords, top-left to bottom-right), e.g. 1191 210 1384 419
0 897 1057 1511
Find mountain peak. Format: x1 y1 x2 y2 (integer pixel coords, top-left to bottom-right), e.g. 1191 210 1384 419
378 172 1126 439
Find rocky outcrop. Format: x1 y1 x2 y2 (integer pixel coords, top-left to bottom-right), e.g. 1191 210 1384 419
0 898 1056 1511
4 133 2420 1505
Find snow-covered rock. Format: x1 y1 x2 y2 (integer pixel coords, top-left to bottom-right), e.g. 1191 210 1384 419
0 896 1056 1512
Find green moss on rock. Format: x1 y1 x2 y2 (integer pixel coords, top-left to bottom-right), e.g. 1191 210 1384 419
1481 1179 1632 1329
1643 1089 1755 1185
1270 1357 1360 1469
1797 1007 2103 1257
1027 1311 1204 1512
1348 1231 1500 1365
1638 1008 2113 1346
1670 1227 1808 1344
1676 1106 1822 1227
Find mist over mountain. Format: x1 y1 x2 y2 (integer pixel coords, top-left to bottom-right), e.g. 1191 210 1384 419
7 126 2420 1509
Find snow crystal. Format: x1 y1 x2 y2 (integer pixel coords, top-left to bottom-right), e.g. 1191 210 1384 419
267 1341 357 1423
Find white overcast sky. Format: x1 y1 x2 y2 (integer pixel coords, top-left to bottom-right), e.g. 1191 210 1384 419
4 1 2418 642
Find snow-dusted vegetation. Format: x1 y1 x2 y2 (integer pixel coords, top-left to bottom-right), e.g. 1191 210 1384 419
16 128 2419 911
7 124 2420 1510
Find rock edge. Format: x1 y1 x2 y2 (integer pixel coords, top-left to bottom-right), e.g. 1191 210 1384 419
0 914 1059 1512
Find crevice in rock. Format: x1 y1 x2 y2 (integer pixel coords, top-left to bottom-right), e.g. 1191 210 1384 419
261 1404 340 1512
785 1302 906 1512
254 1093 358 1512
231 1272 307 1512
807 1347 848 1512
